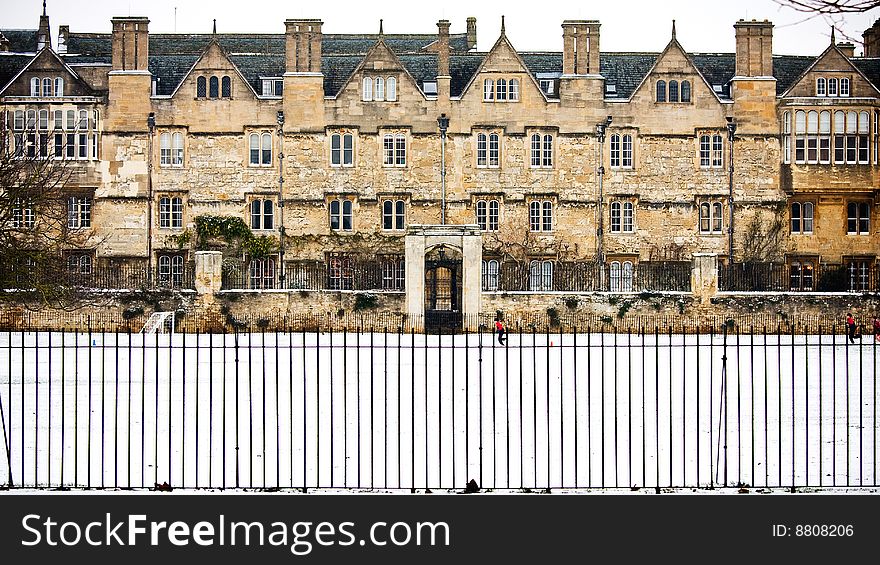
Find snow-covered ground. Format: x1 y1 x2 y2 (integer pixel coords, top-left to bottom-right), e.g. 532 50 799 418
0 331 877 490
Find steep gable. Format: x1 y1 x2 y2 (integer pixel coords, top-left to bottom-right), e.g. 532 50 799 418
458 32 545 102
781 44 880 97
629 34 722 105
331 38 426 101
0 48 95 97
169 40 258 99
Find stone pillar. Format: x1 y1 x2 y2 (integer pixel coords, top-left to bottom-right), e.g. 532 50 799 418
461 229 482 321
405 232 426 318
692 253 719 303
195 251 223 297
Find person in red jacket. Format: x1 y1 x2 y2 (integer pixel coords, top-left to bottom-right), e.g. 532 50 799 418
846 313 857 344
494 318 507 346
873 317 880 343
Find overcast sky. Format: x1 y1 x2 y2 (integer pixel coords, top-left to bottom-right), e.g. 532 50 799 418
3 0 880 55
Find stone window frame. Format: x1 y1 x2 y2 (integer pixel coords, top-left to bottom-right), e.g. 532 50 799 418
379 254 406 291
362 76 398 102
29 76 64 97
528 258 554 291
789 200 815 235
379 195 408 232
697 131 724 169
609 198 636 234
655 78 692 103
481 258 501 291
327 194 356 232
843 256 875 292
475 129 502 169
482 77 521 102
196 74 233 99
381 131 407 168
159 130 186 168
329 130 356 168
67 194 92 229
787 255 817 291
249 197 275 231
157 194 185 230
473 195 502 232
157 252 187 286
697 198 725 235
326 251 355 290
607 254 638 292
846 200 871 235
10 197 36 229
609 131 635 169
527 195 556 233
64 251 95 275
247 130 274 167
816 75 851 98
528 131 555 169
248 255 278 290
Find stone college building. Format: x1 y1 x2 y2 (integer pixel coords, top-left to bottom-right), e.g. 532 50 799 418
1 4 879 328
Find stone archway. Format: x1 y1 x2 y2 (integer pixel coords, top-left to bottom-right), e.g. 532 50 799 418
404 225 482 331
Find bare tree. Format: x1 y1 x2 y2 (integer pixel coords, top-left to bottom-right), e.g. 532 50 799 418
774 0 880 14
0 143 90 307
739 204 789 264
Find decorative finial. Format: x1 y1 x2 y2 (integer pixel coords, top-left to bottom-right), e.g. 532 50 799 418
379 19 383 36
672 20 676 40
830 26 836 44
43 0 47 17
501 15 505 35
213 19 217 35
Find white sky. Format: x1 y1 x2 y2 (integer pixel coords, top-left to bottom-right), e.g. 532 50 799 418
2 0 880 56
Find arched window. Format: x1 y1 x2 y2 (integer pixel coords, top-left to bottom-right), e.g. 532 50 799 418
197 76 207 98
375 77 385 101
610 201 622 232
816 77 826 96
509 79 519 101
610 134 620 167
840 77 850 97
488 200 499 231
496 78 507 101
476 200 487 229
656 80 666 102
31 77 40 96
669 80 679 102
542 134 553 167
530 133 541 167
806 110 819 163
54 77 63 97
828 77 838 96
382 200 393 230
221 76 231 97
160 132 172 165
249 133 260 165
38 109 48 131
483 79 494 101
386 77 397 101
362 77 373 101
172 132 184 165
476 133 487 166
43 78 52 97
819 110 831 163
529 260 553 291
681 80 691 102
488 133 500 167
261 133 272 165
209 76 219 98
482 259 499 291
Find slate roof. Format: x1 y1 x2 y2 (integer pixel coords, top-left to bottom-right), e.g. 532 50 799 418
4 27 880 101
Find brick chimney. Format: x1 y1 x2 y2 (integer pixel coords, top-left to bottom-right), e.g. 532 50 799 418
466 17 477 50
562 20 600 75
37 3 51 51
111 17 150 71
285 19 323 73
437 20 451 104
58 25 69 54
863 19 880 57
734 19 773 77
837 42 855 58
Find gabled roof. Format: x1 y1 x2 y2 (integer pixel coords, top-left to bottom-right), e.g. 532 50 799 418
326 36 428 100
0 47 90 97
780 42 880 97
163 39 260 99
456 30 547 101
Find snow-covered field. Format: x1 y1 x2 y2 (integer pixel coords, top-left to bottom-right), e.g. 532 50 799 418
0 331 877 490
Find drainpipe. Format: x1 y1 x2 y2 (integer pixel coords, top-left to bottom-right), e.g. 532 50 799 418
147 112 155 282
727 117 736 267
277 110 285 287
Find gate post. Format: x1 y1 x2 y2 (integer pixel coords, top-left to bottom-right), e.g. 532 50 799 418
692 253 719 303
195 251 224 300
405 231 426 319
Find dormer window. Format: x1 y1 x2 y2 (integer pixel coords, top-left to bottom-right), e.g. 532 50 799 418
816 76 850 97
422 81 437 95
483 78 520 102
261 78 283 96
29 76 64 97
657 79 691 103
197 75 232 99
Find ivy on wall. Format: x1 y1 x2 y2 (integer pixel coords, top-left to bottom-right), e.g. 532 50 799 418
193 215 277 259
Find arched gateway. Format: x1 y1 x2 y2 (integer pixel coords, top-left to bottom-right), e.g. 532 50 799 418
404 225 482 332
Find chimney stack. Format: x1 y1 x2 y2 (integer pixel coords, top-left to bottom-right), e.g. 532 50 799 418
562 20 600 75
111 17 150 71
37 6 51 51
862 19 880 57
285 19 323 73
466 17 477 50
734 19 773 77
837 42 855 58
58 25 68 54
437 20 450 77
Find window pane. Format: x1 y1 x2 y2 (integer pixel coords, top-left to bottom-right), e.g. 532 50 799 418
331 134 341 165
209 76 219 98
343 134 353 165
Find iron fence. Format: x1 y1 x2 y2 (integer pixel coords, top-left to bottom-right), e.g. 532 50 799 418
0 326 876 490
495 261 691 292
60 264 196 291
720 263 880 293
222 259 405 292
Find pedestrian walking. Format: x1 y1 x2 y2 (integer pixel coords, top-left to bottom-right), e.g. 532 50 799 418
494 318 507 346
873 316 880 343
846 313 857 343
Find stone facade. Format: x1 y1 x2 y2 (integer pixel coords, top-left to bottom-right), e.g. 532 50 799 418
1 9 879 321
